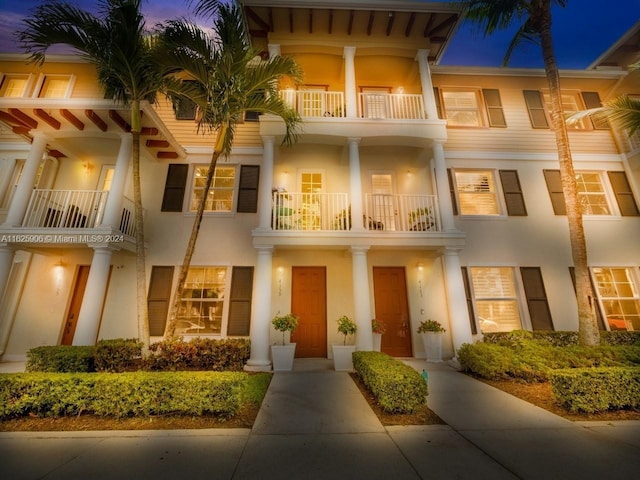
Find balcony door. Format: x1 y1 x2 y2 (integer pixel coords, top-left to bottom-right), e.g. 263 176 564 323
360 86 391 119
369 173 397 231
299 171 324 230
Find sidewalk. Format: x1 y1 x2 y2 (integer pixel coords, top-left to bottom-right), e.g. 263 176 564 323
1 359 639 479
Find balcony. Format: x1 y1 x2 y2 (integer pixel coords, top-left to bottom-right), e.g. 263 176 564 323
271 192 440 232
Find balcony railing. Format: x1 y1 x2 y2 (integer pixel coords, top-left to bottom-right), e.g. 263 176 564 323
23 189 108 229
272 192 349 231
119 196 136 237
364 194 440 232
280 90 346 118
359 93 426 120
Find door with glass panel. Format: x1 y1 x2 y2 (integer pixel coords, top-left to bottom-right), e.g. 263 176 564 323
299 171 323 230
369 173 396 230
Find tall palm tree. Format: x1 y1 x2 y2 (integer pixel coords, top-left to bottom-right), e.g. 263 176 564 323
460 0 600 345
18 0 165 352
159 0 302 338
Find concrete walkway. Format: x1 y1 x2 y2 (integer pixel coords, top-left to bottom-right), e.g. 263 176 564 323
1 359 639 479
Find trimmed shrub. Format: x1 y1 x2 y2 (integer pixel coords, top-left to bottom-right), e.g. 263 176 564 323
146 337 250 371
601 331 640 346
550 367 640 413
483 330 640 347
94 338 143 372
26 346 95 373
353 351 427 414
0 371 248 419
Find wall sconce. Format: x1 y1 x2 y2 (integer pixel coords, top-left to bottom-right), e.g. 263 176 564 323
277 266 285 296
53 260 66 295
82 161 94 174
397 86 405 94
417 263 424 298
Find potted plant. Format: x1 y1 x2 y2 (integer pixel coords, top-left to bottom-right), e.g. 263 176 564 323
332 315 357 371
271 312 298 371
417 319 446 363
371 318 386 352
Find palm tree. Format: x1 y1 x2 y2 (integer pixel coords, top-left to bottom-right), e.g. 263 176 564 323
460 0 600 345
159 0 302 338
18 0 166 352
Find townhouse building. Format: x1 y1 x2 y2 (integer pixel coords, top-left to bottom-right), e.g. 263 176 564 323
0 1 638 369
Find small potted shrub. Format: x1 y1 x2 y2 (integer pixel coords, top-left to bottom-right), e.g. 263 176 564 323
332 315 357 371
371 318 386 352
417 319 446 363
271 312 298 371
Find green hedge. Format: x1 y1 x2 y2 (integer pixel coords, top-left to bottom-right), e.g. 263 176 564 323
146 337 250 371
0 371 249 419
94 338 143 372
26 346 95 373
550 367 640 413
352 351 427 414
457 341 640 382
482 330 640 347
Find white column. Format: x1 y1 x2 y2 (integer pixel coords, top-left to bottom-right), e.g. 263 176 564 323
343 46 357 118
0 246 15 305
258 136 275 231
100 133 132 228
0 158 16 205
416 49 438 120
432 141 456 232
348 138 365 232
73 246 114 345
246 246 273 371
3 133 49 227
442 248 473 356
268 44 281 57
351 246 373 351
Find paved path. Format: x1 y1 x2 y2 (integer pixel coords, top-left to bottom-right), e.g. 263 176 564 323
1 359 639 479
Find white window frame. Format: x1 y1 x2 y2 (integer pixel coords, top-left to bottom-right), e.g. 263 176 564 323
591 266 640 332
440 87 486 127
575 170 614 216
452 168 504 217
33 73 76 99
0 73 34 97
189 164 238 214
542 90 590 130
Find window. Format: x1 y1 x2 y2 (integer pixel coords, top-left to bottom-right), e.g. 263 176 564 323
453 170 500 215
542 91 587 129
523 90 607 130
36 74 74 98
592 267 640 331
177 267 227 335
543 170 638 216
436 88 506 127
470 267 523 333
190 165 236 212
174 81 198 120
0 74 30 97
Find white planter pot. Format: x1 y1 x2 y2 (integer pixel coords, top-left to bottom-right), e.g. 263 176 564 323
422 332 443 363
332 344 356 371
372 333 382 352
271 343 296 371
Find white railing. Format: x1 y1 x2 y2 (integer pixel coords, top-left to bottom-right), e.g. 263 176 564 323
22 189 108 229
280 90 346 118
119 196 136 237
272 192 349 231
364 194 440 232
359 93 426 120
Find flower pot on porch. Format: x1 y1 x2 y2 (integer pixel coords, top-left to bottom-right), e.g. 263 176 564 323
332 344 356 371
421 332 443 363
372 333 382 352
271 343 296 371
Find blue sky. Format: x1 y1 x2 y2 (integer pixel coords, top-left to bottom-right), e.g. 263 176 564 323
0 0 638 69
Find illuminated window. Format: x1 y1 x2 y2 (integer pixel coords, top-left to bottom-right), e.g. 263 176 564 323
592 267 640 331
0 74 30 97
575 172 610 215
470 267 523 333
441 90 483 126
190 165 236 212
177 267 227 335
542 91 588 129
454 170 500 215
37 75 74 98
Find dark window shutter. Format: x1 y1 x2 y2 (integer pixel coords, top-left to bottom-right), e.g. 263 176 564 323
608 171 639 216
161 164 188 212
147 266 174 336
543 169 566 215
499 170 527 216
520 267 554 331
581 92 609 130
461 267 477 334
433 87 443 119
447 168 458 215
174 80 198 120
523 90 549 128
227 266 254 336
482 89 507 127
569 267 606 330
237 165 260 213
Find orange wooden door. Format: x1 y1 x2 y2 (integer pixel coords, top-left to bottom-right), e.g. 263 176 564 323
61 265 90 345
373 267 412 357
290 266 327 357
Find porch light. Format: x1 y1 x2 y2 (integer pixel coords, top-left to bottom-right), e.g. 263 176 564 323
417 263 424 298
53 260 66 294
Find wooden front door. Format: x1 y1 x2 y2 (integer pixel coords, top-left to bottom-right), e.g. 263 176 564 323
61 265 90 345
373 267 412 357
290 266 327 357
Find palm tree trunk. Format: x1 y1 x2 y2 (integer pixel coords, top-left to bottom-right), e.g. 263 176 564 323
164 125 228 338
131 101 150 354
538 9 599 346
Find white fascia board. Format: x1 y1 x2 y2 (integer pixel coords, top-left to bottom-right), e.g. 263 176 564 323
239 0 460 14
444 150 626 163
431 65 628 80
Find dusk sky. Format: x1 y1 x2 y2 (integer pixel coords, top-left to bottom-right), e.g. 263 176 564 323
0 0 638 69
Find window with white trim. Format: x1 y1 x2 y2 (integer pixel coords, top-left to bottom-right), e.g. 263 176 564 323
0 74 31 97
592 267 640 331
190 165 236 212
454 169 500 215
575 172 610 215
470 267 523 333
36 74 74 98
542 91 588 129
441 89 484 126
176 266 228 335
